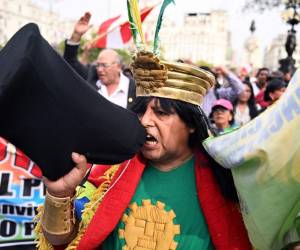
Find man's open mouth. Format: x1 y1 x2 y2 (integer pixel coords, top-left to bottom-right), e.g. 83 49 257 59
145 134 158 145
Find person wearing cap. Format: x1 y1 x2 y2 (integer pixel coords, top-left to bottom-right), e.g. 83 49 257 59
36 50 251 249
209 99 237 135
63 12 136 109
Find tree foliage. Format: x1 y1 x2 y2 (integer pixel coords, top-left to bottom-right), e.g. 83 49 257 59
196 60 214 69
243 0 282 13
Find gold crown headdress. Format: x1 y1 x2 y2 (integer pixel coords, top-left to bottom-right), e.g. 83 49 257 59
127 0 215 105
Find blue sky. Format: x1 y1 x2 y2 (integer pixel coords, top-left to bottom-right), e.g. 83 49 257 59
33 0 289 50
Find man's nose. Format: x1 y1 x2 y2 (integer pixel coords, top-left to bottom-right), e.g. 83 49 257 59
140 109 154 127
97 67 104 73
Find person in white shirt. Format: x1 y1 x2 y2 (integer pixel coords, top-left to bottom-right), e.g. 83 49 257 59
63 12 136 109
95 49 130 108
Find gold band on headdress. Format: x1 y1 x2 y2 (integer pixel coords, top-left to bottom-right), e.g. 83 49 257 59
132 51 215 105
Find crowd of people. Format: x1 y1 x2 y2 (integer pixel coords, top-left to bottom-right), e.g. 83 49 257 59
75 44 288 137
204 66 287 135
64 14 289 138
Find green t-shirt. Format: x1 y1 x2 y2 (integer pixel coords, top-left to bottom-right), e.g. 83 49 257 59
103 157 214 250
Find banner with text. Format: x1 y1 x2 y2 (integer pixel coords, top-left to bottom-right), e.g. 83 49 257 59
203 69 300 250
0 137 45 247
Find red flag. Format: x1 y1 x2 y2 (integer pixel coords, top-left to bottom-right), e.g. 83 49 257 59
95 14 121 48
94 5 155 49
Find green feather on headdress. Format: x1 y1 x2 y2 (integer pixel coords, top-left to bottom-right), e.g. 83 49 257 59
127 0 175 54
153 0 175 55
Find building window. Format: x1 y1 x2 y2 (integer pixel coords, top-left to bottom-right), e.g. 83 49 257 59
19 5 22 13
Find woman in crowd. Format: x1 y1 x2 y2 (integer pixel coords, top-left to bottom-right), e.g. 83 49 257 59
209 99 237 135
233 81 258 126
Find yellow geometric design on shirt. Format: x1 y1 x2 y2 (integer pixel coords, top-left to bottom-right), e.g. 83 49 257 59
119 199 180 250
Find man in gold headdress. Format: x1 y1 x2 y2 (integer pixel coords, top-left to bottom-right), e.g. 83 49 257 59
34 0 252 248
35 48 252 249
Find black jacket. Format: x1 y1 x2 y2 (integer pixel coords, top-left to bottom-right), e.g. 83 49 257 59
63 41 136 109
